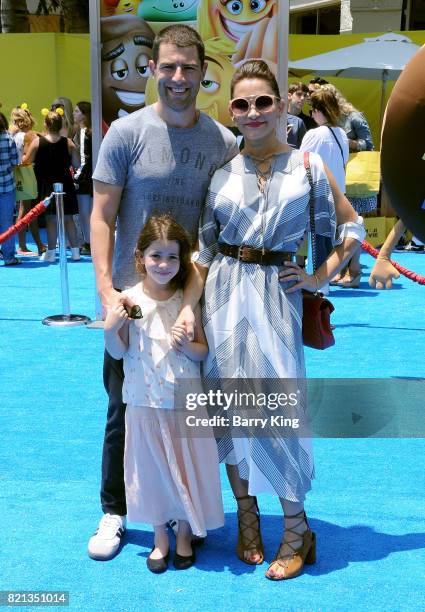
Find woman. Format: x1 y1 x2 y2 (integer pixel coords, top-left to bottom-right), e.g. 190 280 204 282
300 87 349 194
51 97 75 139
73 101 93 255
23 110 80 262
326 85 377 288
178 60 365 580
10 106 46 256
0 112 20 266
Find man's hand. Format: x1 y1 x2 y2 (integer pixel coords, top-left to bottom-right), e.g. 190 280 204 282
171 305 195 348
104 303 129 332
368 257 400 289
100 288 135 320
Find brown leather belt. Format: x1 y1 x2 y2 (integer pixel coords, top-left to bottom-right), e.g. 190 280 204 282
218 243 295 265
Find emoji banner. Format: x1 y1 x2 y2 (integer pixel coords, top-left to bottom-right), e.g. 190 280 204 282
95 0 287 129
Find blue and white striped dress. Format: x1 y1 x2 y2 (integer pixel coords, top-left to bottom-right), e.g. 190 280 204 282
198 150 336 502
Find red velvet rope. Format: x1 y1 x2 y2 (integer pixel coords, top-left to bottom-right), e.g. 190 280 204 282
0 197 51 245
362 240 425 285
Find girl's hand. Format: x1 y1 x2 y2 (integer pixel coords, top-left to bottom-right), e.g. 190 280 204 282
173 305 195 342
104 303 129 331
171 323 191 350
278 262 318 294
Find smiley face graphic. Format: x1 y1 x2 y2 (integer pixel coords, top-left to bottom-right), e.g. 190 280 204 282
198 0 275 45
101 15 155 125
197 38 236 125
138 0 200 22
115 0 141 15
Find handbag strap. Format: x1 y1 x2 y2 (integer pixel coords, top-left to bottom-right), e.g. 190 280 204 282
326 126 346 170
303 151 318 273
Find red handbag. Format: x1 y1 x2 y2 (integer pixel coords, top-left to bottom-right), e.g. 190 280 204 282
302 152 335 350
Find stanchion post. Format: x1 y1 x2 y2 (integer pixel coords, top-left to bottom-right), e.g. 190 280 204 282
54 183 71 318
42 184 91 327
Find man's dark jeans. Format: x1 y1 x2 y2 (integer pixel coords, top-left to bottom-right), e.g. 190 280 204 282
101 349 127 516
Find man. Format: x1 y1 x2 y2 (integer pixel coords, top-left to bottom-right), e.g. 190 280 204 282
88 23 238 561
288 82 316 131
286 113 306 149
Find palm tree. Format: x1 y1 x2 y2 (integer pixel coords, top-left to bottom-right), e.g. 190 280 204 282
0 0 30 32
36 0 89 33
60 0 89 33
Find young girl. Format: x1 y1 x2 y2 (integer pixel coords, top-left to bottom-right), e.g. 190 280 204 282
104 214 224 573
10 106 46 256
23 109 80 262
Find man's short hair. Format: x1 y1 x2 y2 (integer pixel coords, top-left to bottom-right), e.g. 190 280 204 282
152 24 205 66
288 82 309 95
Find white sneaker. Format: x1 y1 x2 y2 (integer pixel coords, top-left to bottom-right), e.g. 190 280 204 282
71 247 81 261
87 513 126 560
40 249 56 262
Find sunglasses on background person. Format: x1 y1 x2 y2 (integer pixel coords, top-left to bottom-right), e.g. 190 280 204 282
51 103 65 111
230 94 280 116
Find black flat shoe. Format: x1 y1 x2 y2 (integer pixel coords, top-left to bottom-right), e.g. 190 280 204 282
146 547 169 574
173 548 196 570
192 536 205 547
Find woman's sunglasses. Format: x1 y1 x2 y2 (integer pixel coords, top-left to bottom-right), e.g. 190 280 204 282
230 94 279 116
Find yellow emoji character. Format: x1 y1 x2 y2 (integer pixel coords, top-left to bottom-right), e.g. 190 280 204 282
197 38 236 125
198 0 275 45
115 0 141 15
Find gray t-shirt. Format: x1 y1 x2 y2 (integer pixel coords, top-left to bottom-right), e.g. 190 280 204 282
93 105 238 290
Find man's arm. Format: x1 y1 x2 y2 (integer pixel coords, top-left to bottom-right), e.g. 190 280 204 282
90 179 124 310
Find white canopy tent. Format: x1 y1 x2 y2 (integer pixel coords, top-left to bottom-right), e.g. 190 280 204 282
288 33 421 129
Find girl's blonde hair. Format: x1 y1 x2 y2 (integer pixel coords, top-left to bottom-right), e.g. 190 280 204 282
135 214 192 290
321 84 358 117
11 107 35 131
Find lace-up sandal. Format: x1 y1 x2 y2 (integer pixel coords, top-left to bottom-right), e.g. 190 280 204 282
236 495 264 565
266 510 316 580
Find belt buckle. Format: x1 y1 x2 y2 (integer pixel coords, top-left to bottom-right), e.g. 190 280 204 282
238 245 245 261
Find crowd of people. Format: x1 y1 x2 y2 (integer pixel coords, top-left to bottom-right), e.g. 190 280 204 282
0 98 93 266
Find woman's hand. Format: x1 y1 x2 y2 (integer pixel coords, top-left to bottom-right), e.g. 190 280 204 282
279 262 318 294
104 303 129 331
171 323 192 351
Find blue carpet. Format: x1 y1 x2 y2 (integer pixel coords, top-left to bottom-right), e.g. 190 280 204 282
1 236 424 611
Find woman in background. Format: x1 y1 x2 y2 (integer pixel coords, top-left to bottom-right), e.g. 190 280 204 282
326 85 377 288
300 87 349 194
73 101 93 255
23 109 80 262
51 97 75 139
10 106 46 256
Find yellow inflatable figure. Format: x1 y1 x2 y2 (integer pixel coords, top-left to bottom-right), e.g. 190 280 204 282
197 0 276 45
145 37 236 126
115 0 141 16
